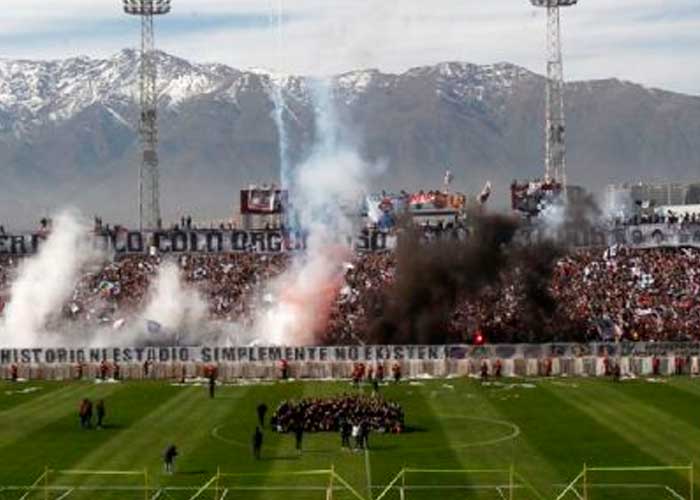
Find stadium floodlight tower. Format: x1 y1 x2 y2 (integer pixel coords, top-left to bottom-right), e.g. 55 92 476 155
530 0 577 190
123 0 171 230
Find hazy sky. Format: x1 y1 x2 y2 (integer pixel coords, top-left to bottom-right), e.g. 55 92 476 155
0 0 698 95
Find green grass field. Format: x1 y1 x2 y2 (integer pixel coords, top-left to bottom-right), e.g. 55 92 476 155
1 376 699 499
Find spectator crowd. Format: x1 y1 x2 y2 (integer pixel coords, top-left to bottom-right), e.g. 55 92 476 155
1 245 699 344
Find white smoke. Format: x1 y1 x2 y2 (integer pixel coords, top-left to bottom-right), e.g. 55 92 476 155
140 261 208 339
539 200 567 237
254 77 381 346
80 260 211 347
0 210 104 347
270 0 292 189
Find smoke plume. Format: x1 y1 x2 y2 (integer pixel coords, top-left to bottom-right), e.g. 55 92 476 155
140 261 208 340
367 216 517 344
368 215 566 345
0 211 104 347
256 78 376 346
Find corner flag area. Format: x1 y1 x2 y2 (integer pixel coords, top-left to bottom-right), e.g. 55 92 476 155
1 377 699 499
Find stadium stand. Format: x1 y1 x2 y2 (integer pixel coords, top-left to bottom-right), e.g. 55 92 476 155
1 245 699 344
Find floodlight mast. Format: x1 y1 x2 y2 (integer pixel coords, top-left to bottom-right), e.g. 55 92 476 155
530 0 577 190
123 0 171 230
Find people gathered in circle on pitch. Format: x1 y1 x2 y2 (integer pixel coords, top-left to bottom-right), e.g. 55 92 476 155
269 394 404 438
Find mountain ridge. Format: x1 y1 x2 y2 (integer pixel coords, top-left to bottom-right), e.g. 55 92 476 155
0 50 698 229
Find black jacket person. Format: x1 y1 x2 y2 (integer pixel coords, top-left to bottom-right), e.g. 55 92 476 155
163 445 178 474
294 424 304 454
256 403 268 428
208 374 216 399
252 427 263 460
96 400 106 429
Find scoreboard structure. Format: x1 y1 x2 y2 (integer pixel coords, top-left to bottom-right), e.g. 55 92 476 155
240 188 288 215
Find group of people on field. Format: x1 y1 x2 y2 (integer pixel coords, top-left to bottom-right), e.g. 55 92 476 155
351 362 402 387
269 394 405 435
78 398 106 429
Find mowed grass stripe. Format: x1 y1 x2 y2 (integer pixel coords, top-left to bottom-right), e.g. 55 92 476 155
0 382 93 421
605 379 700 463
664 378 700 429
397 381 518 498
5 378 700 499
435 379 563 495
0 381 66 412
0 382 122 450
543 379 697 497
222 381 399 500
352 382 478 498
216 382 308 500
67 385 225 486
548 380 697 466
296 382 372 499
180 383 285 477
0 381 182 484
483 380 660 493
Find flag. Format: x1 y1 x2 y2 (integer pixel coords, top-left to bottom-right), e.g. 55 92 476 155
603 245 618 260
147 320 162 334
443 169 453 187
477 181 492 205
98 281 121 297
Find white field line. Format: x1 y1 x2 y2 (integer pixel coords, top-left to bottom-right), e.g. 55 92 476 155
379 484 524 491
665 486 687 500
55 488 74 500
1 480 684 498
364 448 373 500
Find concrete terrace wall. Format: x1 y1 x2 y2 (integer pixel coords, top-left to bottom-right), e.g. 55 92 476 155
0 356 695 381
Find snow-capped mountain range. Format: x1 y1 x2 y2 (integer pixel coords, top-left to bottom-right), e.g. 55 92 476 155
0 50 698 228
0 50 538 135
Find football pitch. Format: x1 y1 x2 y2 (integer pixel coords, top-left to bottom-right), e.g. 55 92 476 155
1 376 699 500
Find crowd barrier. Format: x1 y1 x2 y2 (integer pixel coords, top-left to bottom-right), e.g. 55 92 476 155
0 356 695 381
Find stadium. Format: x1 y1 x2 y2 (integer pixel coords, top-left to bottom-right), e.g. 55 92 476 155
1 0 700 499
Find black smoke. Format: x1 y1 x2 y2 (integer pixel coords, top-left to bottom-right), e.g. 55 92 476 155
368 216 514 344
366 213 572 345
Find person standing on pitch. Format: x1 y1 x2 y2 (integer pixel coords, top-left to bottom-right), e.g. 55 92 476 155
252 427 263 460
360 421 370 450
208 371 216 399
352 422 361 450
294 422 304 455
480 362 489 382
79 399 89 429
96 400 106 429
163 445 178 474
85 399 94 428
257 403 268 428
340 420 352 449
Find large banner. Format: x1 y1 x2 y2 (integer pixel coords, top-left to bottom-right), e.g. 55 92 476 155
456 341 700 359
0 345 450 365
2 224 700 257
520 223 700 249
3 342 700 366
0 229 394 256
